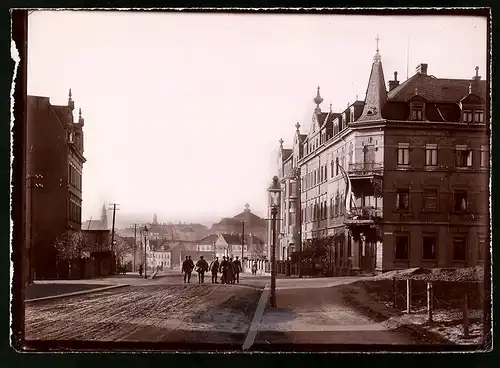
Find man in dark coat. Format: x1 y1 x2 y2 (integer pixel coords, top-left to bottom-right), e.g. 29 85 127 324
219 256 228 284
209 257 220 284
227 257 235 284
233 256 242 284
182 256 192 283
195 256 209 284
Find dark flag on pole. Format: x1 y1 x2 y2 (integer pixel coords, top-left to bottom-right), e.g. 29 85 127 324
338 164 355 215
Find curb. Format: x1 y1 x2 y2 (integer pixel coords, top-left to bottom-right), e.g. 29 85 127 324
25 284 130 304
242 284 270 350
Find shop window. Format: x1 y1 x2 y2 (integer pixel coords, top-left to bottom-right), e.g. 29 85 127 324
422 235 437 260
395 235 409 260
452 236 467 262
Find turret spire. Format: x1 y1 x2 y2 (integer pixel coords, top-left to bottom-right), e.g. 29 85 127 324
373 34 381 62
279 138 284 148
313 86 323 113
357 38 387 122
68 88 75 111
295 122 301 132
101 203 108 229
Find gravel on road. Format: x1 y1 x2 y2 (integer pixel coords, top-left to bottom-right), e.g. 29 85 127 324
25 284 261 344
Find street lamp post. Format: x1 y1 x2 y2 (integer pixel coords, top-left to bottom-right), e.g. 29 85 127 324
268 175 281 308
143 225 149 279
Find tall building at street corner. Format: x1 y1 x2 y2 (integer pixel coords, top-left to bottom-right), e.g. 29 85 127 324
27 89 86 279
272 45 489 274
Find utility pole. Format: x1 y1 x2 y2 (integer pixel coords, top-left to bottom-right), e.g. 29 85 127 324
241 221 245 261
143 226 148 279
109 203 120 273
270 206 278 308
132 224 138 271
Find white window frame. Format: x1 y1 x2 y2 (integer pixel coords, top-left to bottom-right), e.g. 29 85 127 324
397 143 410 166
425 143 438 166
456 145 473 167
480 145 489 168
463 110 473 123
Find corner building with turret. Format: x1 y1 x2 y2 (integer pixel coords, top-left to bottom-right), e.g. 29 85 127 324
274 46 489 274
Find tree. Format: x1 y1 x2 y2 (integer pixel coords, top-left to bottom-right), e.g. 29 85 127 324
54 230 87 260
112 235 134 264
297 236 335 276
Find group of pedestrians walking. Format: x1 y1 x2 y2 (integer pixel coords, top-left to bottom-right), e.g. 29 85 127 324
181 255 242 284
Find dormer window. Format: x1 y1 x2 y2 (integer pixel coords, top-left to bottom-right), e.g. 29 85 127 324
333 119 339 135
411 104 424 120
350 107 355 123
474 110 484 123
463 110 473 123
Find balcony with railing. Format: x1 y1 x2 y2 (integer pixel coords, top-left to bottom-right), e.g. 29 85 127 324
344 206 383 225
348 162 383 178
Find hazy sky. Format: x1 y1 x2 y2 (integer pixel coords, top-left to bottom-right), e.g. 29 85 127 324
27 11 487 225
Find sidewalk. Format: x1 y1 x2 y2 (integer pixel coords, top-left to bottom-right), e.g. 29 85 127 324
248 278 420 347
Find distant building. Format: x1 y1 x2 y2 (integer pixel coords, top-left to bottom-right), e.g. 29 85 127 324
211 204 267 243
193 233 265 262
27 89 86 279
82 203 109 231
273 44 488 274
146 238 171 270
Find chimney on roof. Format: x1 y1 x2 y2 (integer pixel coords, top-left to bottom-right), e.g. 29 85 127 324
474 66 481 81
416 63 428 75
388 71 400 91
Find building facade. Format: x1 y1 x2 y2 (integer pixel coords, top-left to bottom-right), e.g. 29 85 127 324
194 233 265 262
27 90 86 279
273 46 488 274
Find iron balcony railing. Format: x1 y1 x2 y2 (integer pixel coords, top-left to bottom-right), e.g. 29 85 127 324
346 206 383 220
348 162 383 176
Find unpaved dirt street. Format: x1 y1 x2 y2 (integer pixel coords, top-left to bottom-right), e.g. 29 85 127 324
25 283 261 344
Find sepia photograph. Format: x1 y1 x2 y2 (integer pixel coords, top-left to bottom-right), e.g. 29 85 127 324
11 8 491 352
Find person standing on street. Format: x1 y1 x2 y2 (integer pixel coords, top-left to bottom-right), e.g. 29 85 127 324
233 256 242 284
220 256 228 284
210 257 220 284
182 256 192 283
188 255 194 275
227 257 235 284
252 261 258 275
196 256 209 284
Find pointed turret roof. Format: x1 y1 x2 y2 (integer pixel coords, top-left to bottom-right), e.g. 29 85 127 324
357 37 387 122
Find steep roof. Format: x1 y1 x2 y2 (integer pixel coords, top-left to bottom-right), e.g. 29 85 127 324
149 238 170 251
281 148 293 161
357 51 387 122
52 105 70 125
321 111 341 130
387 73 487 103
220 233 264 245
197 234 219 244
